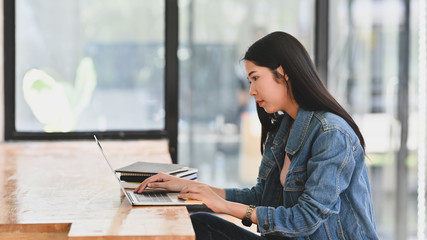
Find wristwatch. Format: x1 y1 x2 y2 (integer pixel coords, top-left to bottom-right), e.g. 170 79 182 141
242 205 256 227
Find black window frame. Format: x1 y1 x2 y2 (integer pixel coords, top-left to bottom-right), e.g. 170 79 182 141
3 0 179 163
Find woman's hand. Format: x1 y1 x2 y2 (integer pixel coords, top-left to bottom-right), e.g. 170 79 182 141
178 185 258 223
177 183 228 213
134 172 195 193
134 173 229 214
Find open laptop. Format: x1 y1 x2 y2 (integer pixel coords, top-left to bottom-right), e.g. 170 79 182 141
94 135 204 206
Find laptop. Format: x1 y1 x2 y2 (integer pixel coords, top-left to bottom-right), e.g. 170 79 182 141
94 135 204 206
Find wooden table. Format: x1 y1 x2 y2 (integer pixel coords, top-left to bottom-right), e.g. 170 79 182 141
0 140 195 240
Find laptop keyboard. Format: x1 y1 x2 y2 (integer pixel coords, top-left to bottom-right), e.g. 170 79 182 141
133 192 173 202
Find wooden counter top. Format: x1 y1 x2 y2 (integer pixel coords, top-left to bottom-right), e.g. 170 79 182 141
0 140 195 240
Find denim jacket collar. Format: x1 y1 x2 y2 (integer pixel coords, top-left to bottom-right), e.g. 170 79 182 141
272 108 314 156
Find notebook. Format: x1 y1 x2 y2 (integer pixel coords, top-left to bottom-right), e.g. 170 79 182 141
116 161 193 183
94 135 204 206
116 161 188 175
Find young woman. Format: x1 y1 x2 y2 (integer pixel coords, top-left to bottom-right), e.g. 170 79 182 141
135 31 379 240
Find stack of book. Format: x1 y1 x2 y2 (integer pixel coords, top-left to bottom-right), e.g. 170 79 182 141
115 162 198 188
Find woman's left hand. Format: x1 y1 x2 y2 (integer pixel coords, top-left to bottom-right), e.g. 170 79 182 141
177 183 228 213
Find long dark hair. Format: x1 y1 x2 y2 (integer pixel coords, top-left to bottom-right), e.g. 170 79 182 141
243 31 365 154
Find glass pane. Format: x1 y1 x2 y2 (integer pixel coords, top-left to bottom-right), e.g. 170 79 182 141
178 0 315 187
329 0 416 239
16 0 165 132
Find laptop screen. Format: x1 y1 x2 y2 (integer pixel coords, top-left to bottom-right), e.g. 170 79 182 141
94 135 134 203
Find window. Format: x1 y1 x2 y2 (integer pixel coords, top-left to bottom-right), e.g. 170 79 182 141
329 0 416 238
15 0 166 132
177 0 315 186
5 0 178 160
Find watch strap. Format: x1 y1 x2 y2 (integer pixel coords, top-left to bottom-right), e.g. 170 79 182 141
242 205 256 227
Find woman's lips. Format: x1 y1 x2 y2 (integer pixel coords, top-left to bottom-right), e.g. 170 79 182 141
256 100 264 106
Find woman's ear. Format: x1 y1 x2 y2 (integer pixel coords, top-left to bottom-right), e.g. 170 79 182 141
278 66 289 81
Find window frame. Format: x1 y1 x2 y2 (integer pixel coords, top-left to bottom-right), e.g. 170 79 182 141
3 0 179 163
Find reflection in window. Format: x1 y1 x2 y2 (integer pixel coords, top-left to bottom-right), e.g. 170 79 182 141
16 0 165 132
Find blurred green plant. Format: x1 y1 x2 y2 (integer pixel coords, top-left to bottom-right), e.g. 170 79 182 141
22 57 97 132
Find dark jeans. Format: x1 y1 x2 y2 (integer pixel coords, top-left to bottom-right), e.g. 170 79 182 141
190 212 285 240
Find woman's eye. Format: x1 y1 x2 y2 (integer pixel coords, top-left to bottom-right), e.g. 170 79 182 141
247 76 258 84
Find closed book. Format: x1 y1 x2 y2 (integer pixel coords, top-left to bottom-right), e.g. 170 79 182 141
120 174 198 182
173 168 198 180
115 161 188 175
119 175 151 182
119 168 198 182
116 161 196 182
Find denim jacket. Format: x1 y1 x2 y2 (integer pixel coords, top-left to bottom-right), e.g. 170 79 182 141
225 108 379 239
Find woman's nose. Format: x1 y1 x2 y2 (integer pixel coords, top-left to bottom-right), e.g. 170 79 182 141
249 84 256 96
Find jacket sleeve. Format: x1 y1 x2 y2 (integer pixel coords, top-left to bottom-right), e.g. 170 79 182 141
256 129 357 238
224 176 265 205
